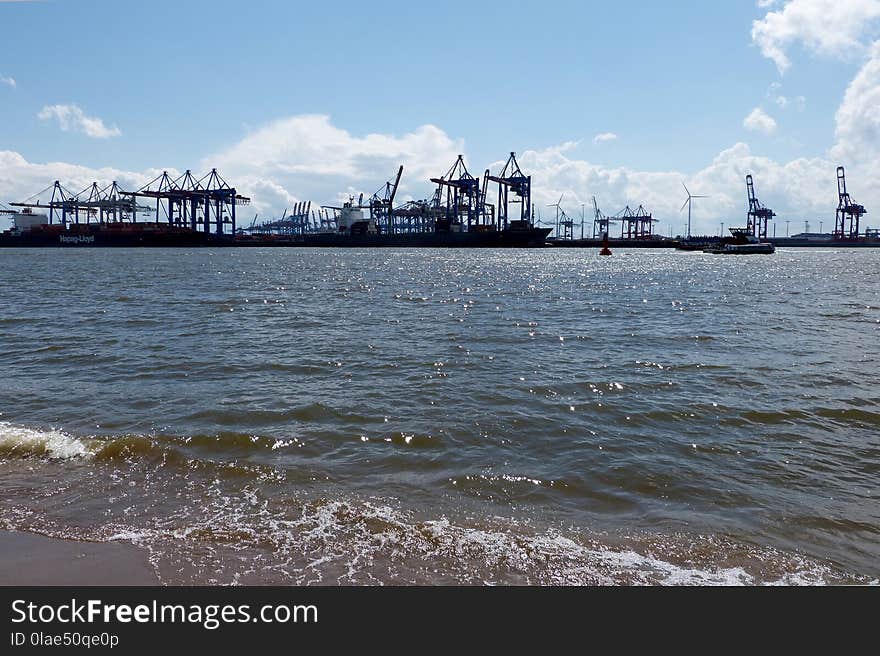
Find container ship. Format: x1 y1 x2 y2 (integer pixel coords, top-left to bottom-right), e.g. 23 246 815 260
236 199 551 248
0 209 220 247
0 173 240 248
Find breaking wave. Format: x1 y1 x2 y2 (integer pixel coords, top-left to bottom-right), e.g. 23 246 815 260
0 419 875 586
0 421 92 459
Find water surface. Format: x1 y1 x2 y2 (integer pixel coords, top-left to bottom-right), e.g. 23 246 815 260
0 247 877 584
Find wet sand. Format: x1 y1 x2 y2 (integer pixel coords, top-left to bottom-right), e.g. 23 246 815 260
0 531 158 586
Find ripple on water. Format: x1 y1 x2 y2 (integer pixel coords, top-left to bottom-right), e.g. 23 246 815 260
0 248 878 583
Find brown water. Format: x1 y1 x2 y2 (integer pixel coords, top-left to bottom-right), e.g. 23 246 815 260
0 247 878 585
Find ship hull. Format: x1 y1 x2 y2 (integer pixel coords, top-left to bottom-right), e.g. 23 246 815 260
0 225 552 248
0 226 222 248
235 227 552 248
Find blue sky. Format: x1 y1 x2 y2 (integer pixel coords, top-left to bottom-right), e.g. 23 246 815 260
2 0 880 235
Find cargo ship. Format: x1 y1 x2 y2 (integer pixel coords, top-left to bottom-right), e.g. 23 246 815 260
237 200 551 248
236 227 551 248
0 209 220 247
0 207 550 249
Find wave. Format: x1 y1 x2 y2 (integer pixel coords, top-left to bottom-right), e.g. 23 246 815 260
0 422 293 483
0 421 92 459
1 420 875 585
3 496 863 586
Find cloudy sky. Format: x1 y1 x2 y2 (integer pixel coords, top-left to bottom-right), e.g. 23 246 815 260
1 0 879 236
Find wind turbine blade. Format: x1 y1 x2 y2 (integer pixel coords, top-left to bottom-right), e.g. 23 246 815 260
692 195 709 199
682 181 690 196
680 199 690 212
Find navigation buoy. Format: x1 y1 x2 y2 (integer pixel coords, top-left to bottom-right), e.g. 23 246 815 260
600 232 612 256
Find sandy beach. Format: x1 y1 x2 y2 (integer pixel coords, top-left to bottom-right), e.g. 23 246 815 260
0 531 158 586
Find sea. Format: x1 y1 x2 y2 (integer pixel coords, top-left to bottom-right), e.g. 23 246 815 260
0 247 877 585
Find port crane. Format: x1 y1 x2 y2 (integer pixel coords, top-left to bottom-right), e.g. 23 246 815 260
0 202 19 216
248 202 314 236
369 165 403 233
431 155 482 230
834 166 866 240
122 168 250 237
9 180 151 225
591 197 616 239
614 205 657 240
746 174 775 240
289 202 312 234
10 181 81 225
547 195 574 240
76 181 152 224
486 152 532 231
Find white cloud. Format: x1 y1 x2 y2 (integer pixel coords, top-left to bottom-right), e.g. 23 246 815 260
0 75 15 88
497 140 836 236
37 104 121 139
752 0 880 74
0 150 169 213
832 41 880 181
593 132 618 145
743 107 779 134
203 114 463 214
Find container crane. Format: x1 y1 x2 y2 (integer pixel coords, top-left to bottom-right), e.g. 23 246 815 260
486 152 532 230
369 165 403 233
834 166 866 240
746 174 775 240
431 155 482 230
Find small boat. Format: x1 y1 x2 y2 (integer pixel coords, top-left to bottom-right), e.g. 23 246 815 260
704 227 775 255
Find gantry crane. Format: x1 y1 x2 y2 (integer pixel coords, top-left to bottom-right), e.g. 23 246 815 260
369 165 403 233
430 155 482 230
746 174 775 240
591 196 616 239
835 166 866 240
486 152 532 230
122 168 250 237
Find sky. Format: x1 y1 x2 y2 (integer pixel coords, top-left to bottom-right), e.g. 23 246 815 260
1 0 879 236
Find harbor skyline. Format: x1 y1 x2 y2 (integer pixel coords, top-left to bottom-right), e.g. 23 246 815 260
1 1 879 234
2 0 879 598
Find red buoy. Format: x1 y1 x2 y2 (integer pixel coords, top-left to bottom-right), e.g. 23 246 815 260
600 231 612 256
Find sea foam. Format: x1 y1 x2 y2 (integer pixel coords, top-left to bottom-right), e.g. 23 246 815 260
0 421 92 459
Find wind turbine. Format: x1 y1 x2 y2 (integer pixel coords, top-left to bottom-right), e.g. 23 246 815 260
548 194 564 238
680 182 708 238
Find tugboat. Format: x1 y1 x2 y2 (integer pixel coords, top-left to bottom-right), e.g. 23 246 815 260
704 228 775 255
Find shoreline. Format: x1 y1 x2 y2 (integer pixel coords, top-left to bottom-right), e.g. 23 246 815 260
0 530 159 586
